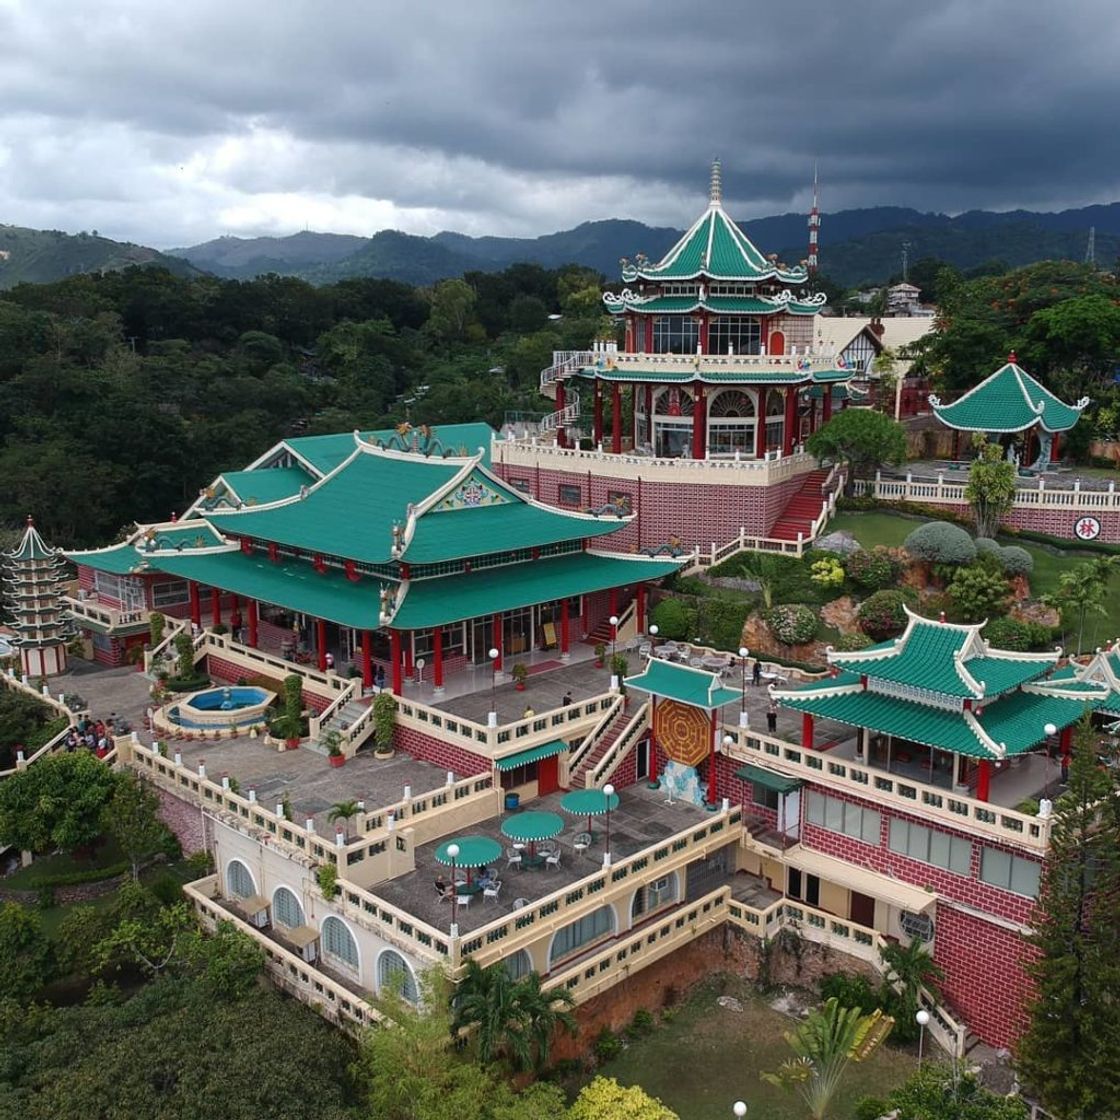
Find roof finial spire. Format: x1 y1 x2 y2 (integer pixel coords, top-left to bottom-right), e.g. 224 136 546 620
709 158 722 205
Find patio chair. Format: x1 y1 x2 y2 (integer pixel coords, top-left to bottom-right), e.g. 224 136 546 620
512 897 530 910
505 848 522 871
483 880 502 903
545 849 562 871
572 832 592 856
638 642 652 658
455 891 471 910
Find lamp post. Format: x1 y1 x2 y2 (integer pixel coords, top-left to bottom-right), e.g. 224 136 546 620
732 1102 747 1118
603 783 615 867
649 623 659 644
488 647 500 728
609 614 619 662
738 645 749 728
1043 721 1058 799
448 842 460 932
915 1008 930 1068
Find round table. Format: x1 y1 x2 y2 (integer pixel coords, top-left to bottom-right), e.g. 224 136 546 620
500 811 565 866
434 835 503 888
559 788 619 838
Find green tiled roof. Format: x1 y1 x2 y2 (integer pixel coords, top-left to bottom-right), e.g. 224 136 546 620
66 542 143 575
206 450 463 564
608 295 819 316
930 361 1087 434
622 203 807 285
495 740 566 771
220 467 314 506
138 523 225 552
68 523 226 575
391 552 681 630
624 658 742 710
404 502 622 564
286 423 494 473
9 522 54 561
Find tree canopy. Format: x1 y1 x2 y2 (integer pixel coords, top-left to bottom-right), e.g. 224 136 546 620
805 408 907 489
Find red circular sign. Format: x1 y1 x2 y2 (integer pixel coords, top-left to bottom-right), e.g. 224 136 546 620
1075 516 1102 542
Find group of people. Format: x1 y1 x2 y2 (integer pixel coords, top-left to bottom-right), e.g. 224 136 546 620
63 713 126 753
435 865 498 900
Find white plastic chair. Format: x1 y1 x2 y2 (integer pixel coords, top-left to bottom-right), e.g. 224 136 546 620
506 848 522 871
572 832 591 856
545 850 561 871
455 892 472 910
483 880 502 903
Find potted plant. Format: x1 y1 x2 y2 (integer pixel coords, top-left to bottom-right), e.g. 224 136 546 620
511 662 529 691
611 653 630 703
594 642 607 668
282 674 303 749
373 691 396 759
323 728 345 767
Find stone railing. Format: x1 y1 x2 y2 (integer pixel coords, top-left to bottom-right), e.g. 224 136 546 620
459 804 743 969
562 693 625 776
191 631 345 699
309 678 359 742
186 875 384 1034
857 471 1120 514
144 614 189 674
721 726 1052 853
64 593 149 631
586 699 649 788
334 878 457 968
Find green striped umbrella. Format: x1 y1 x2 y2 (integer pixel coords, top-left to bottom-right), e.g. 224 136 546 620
500 811 565 858
435 836 502 886
560 788 620 835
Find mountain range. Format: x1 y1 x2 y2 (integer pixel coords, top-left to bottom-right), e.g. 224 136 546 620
2 202 1118 293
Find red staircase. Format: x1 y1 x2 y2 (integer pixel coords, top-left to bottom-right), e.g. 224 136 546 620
769 469 830 542
571 708 631 787
584 596 633 645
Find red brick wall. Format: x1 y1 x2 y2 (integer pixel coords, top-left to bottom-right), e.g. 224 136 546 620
155 787 206 854
716 754 779 829
394 725 491 777
934 903 1037 1049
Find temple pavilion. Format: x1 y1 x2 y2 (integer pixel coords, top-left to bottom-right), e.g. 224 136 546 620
772 608 1105 801
66 426 681 689
543 163 856 459
930 352 1088 468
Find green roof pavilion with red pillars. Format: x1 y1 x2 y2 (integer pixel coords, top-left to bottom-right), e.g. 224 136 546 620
929 352 1089 468
66 427 682 692
543 162 856 460
771 607 1106 802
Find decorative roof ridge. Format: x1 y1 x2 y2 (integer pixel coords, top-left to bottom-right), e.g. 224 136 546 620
977 645 1062 664
651 207 714 275
1012 361 1091 416
929 363 1016 415
405 452 484 521
1079 643 1120 690
378 575 408 628
953 652 986 699
1010 365 1047 420
132 542 238 563
629 654 724 685
962 709 1005 759
353 429 480 465
1023 679 1109 701
585 547 681 565
270 440 327 479
770 680 863 702
217 474 245 505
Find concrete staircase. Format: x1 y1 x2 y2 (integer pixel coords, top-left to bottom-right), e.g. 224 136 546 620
768 468 830 542
571 707 632 787
310 698 372 755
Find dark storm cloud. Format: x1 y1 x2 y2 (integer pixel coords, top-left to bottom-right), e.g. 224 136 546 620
1 0 1117 246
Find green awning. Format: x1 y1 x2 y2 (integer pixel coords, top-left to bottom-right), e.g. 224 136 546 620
495 740 567 771
736 765 802 795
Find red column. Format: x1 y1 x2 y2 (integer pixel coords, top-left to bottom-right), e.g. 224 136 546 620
698 313 709 355
592 380 603 446
644 318 652 353
977 759 992 802
247 600 258 648
801 713 814 749
611 383 622 453
822 387 833 425
755 390 768 458
492 613 503 670
1059 725 1072 753
783 388 797 456
189 581 201 627
636 583 646 632
432 625 444 690
692 385 706 459
649 696 658 771
808 398 818 437
390 630 402 695
361 630 372 688
555 380 567 448
316 618 327 671
1050 433 1061 463
404 636 414 680
708 709 719 806
625 314 635 352
560 599 570 656
631 384 639 447
229 594 241 633
210 588 221 628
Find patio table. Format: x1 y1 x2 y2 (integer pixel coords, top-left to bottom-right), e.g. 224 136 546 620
559 788 619 839
500 811 564 866
435 836 502 887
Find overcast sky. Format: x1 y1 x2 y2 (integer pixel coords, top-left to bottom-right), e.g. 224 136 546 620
1 0 1118 249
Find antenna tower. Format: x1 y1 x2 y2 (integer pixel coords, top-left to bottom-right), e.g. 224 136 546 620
807 163 820 275
901 241 912 283
1085 226 1096 265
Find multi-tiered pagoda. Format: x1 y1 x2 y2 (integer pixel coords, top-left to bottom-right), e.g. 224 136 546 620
3 517 74 678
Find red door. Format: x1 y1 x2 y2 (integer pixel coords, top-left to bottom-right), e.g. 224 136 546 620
537 755 560 796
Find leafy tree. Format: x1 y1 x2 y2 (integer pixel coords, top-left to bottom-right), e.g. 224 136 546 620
858 590 913 640
102 771 167 879
740 551 786 610
903 521 977 566
1016 718 1120 1119
568 1075 680 1119
761 997 894 1120
425 278 478 342
805 409 907 493
649 598 696 641
965 437 1017 538
451 960 576 1071
180 920 265 999
1043 558 1116 653
96 896 194 977
946 563 1011 623
0 902 53 1001
0 751 117 854
860 1063 1028 1120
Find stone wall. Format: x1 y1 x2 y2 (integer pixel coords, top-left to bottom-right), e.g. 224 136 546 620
155 786 206 854
394 724 491 778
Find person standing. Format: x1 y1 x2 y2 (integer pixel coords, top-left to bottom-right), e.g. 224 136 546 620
766 699 778 735
752 660 762 687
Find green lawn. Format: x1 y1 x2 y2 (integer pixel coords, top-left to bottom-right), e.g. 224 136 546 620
577 977 916 1120
828 511 1120 651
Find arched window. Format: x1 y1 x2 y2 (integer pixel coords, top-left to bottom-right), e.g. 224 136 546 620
549 904 616 968
765 389 786 451
708 390 755 418
503 949 534 982
653 388 695 416
272 886 305 929
321 916 359 973
226 859 256 900
707 390 757 457
377 949 419 1003
630 873 680 922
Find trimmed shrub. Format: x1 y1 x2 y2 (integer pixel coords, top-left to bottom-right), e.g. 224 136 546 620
697 599 748 652
820 971 879 1015
999 544 1034 575
810 557 845 589
650 598 696 641
974 537 1001 559
846 546 904 591
857 590 911 640
903 521 977 565
946 563 1011 623
835 631 873 652
765 604 818 645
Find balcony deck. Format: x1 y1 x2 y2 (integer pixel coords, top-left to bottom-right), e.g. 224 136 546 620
373 783 711 936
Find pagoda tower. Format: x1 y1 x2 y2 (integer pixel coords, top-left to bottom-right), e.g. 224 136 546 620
3 517 73 678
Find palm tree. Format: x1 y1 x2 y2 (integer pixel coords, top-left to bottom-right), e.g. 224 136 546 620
451 960 576 1071
1043 561 1112 654
741 552 783 610
880 936 945 1040
761 997 894 1120
327 799 361 839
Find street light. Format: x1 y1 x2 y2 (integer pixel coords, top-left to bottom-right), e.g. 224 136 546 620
732 1103 747 1118
738 646 750 728
915 1008 930 1067
1044 721 1059 797
649 623 659 643
488 647 500 727
609 614 619 662
603 783 615 867
448 842 460 931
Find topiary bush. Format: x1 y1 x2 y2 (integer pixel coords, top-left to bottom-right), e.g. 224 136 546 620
650 598 696 641
946 563 1011 622
810 557 845 589
857 590 911 640
903 521 977 566
974 537 1001 559
835 631 873 651
764 604 818 645
845 546 903 591
999 544 1034 575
